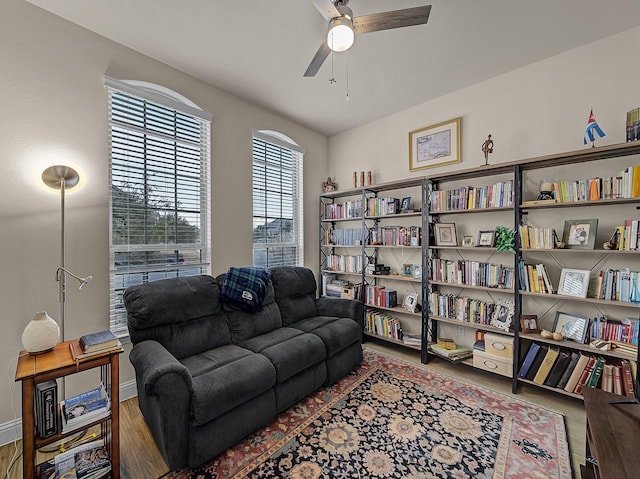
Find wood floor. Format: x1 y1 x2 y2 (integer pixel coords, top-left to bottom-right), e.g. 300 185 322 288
0 341 586 479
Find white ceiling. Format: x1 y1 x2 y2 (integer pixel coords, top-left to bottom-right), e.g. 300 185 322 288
25 0 640 136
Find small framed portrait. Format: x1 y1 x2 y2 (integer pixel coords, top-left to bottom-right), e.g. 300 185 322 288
386 199 398 215
462 235 474 247
490 299 514 331
558 268 590 298
561 219 598 249
520 314 540 334
476 230 495 247
400 197 411 212
434 223 457 246
413 265 422 279
553 311 589 343
402 264 414 276
403 292 419 313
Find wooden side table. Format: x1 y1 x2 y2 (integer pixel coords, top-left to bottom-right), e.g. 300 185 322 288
15 339 122 479
582 387 640 479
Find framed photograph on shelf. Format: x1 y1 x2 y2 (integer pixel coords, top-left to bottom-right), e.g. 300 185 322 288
552 311 588 343
413 265 422 279
409 117 461 171
434 223 457 246
402 292 419 313
490 299 514 331
400 197 411 212
561 219 598 249
402 264 414 277
520 314 540 334
558 268 590 298
462 235 474 247
476 230 495 247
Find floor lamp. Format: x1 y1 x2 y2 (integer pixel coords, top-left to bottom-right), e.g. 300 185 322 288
41 165 93 450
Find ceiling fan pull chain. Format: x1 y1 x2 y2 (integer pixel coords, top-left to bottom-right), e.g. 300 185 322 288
346 51 350 101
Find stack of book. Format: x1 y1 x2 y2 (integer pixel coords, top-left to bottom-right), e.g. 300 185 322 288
70 330 121 361
60 384 111 434
39 439 112 479
429 343 473 362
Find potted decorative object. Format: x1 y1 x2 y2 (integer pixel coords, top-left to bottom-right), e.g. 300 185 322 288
495 225 516 253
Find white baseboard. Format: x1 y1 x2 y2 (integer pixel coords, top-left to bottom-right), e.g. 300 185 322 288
0 380 138 447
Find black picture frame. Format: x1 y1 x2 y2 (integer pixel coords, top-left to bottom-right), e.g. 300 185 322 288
400 197 411 212
477 230 495 247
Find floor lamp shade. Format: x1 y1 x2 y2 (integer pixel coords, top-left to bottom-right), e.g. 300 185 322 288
22 311 60 354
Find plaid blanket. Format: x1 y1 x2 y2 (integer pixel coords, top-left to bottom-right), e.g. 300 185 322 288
221 267 271 313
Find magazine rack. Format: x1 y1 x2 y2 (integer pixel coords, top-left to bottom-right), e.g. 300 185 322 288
15 339 122 479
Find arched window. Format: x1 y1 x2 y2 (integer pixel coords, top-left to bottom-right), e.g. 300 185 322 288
106 77 212 334
252 130 304 267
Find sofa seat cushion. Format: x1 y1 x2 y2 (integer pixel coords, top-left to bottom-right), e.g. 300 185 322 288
190 352 275 426
181 344 252 377
292 316 361 357
241 328 326 382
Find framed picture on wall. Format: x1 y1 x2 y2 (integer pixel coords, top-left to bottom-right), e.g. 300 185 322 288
409 117 461 171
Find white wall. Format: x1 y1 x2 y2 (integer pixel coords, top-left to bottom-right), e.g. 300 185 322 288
328 26 640 184
0 0 327 432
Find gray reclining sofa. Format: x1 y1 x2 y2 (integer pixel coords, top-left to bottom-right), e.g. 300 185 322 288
124 266 363 470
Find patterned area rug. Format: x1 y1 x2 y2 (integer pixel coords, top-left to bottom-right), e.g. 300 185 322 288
161 349 571 478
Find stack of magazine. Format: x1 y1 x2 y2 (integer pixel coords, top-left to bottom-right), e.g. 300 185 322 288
38 439 112 479
60 384 110 434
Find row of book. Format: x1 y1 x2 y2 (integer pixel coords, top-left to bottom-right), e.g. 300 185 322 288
518 342 636 398
38 439 112 479
591 316 639 346
364 284 398 308
429 258 515 289
372 225 422 247
322 200 363 220
325 227 364 246
364 310 403 341
613 219 640 250
550 166 640 203
324 254 363 274
590 268 639 303
519 225 555 249
366 197 406 217
519 261 554 294
427 292 497 325
429 180 514 212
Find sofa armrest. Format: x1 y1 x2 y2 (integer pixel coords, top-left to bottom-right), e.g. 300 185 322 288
316 297 363 323
129 340 193 396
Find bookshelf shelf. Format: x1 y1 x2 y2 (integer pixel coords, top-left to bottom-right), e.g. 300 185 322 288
429 315 514 336
363 330 421 351
429 206 512 215
430 280 515 294
519 333 637 361
520 290 640 308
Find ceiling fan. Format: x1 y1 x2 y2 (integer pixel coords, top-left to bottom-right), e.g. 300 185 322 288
304 0 432 77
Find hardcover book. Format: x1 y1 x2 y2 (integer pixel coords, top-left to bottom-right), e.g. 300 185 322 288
517 342 540 379
544 351 571 388
525 345 548 381
533 348 559 385
79 330 118 353
564 353 590 393
556 352 580 390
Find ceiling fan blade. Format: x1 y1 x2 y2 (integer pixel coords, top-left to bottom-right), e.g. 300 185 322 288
304 40 332 77
353 5 431 35
311 0 341 21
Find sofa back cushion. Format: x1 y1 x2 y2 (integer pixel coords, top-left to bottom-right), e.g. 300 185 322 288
217 275 283 343
124 275 231 359
268 266 318 325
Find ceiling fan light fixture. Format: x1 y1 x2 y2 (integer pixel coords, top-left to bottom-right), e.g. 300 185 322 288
327 16 354 52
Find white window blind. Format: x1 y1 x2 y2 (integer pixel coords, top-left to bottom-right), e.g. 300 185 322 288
252 131 304 268
107 79 211 335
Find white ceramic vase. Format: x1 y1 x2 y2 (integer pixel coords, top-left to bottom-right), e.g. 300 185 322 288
22 311 60 354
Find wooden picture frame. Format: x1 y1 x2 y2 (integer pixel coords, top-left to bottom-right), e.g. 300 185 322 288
476 230 495 247
558 268 590 298
561 218 598 249
553 311 589 343
434 223 457 246
490 299 514 331
400 197 411 212
409 117 461 171
520 314 540 333
462 235 475 247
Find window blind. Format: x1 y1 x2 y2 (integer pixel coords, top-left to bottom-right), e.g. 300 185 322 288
108 82 211 335
252 131 304 268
